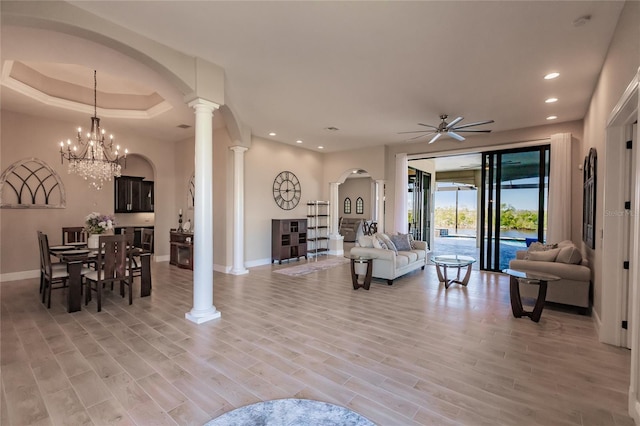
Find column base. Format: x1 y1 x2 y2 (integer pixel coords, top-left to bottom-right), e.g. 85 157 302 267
328 234 344 256
230 267 249 275
185 306 221 324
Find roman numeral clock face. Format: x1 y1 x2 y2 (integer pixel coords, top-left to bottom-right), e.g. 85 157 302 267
272 171 301 210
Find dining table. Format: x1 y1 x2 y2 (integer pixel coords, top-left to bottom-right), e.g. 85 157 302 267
49 245 152 313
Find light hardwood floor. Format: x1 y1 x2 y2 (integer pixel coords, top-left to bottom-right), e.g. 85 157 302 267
0 259 634 426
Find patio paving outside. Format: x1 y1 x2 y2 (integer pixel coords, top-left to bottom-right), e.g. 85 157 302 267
429 235 526 271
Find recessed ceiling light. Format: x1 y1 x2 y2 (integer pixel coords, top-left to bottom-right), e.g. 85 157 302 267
296 140 303 144
318 146 324 150
269 132 276 136
546 115 558 120
352 170 358 174
544 72 560 80
545 98 558 103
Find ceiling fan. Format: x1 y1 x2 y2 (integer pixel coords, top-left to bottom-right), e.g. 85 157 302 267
399 114 494 144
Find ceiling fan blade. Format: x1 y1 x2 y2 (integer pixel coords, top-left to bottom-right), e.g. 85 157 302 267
452 119 495 130
406 133 434 141
397 130 431 134
417 123 439 130
446 116 463 129
428 133 442 144
448 131 465 141
454 129 493 133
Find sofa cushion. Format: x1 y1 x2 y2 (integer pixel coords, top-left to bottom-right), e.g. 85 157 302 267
390 234 412 251
395 255 410 268
358 235 375 248
556 245 582 264
398 251 418 263
411 249 427 260
526 248 560 262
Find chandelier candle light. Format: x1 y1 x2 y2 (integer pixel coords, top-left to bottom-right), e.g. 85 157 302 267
59 70 128 189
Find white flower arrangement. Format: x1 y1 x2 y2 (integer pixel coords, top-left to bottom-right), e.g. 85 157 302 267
84 212 115 235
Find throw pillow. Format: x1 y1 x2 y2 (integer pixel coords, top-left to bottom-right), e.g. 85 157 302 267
376 233 397 253
390 234 412 251
526 248 561 262
528 242 559 252
555 246 582 264
372 235 387 250
358 235 375 248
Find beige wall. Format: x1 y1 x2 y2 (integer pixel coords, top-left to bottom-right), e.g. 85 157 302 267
0 110 177 278
339 177 373 220
244 137 324 265
582 1 639 321
324 145 386 184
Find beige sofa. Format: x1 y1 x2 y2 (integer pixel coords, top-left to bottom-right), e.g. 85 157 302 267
350 233 429 285
508 240 591 313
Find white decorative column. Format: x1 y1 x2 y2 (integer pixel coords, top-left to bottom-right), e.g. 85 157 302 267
230 146 249 275
186 98 221 324
328 181 343 255
376 180 385 233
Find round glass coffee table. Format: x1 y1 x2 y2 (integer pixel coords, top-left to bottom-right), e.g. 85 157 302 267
503 269 560 322
432 255 476 289
345 254 374 290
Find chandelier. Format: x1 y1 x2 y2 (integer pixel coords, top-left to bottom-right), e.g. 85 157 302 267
59 70 127 189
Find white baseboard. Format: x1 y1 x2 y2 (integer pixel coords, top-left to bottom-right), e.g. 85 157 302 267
592 307 603 339
629 389 640 423
245 258 271 268
0 269 39 283
213 264 232 274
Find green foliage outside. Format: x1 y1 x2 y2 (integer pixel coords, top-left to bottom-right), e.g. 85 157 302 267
434 203 542 231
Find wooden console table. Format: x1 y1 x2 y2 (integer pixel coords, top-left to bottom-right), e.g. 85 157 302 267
170 231 193 270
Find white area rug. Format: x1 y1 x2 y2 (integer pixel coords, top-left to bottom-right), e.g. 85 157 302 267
274 256 349 277
204 398 375 425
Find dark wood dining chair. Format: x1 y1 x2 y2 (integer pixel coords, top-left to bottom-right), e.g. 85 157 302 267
39 232 68 308
62 227 86 244
131 230 153 292
83 234 133 312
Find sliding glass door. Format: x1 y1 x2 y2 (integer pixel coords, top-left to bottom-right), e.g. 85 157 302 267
408 167 431 247
480 146 549 271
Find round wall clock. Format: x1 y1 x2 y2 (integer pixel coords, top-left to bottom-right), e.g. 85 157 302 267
272 171 301 210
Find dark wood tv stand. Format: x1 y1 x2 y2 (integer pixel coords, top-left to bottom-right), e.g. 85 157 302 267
170 231 193 270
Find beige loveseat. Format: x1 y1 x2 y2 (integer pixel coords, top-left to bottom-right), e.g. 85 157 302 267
508 240 591 313
350 233 430 285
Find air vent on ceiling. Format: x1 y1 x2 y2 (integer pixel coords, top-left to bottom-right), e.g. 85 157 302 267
177 124 191 129
325 126 339 131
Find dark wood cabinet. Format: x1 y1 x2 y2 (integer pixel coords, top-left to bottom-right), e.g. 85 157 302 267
272 219 307 264
170 231 193 269
115 176 154 212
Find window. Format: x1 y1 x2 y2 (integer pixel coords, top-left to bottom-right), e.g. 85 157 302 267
344 197 351 214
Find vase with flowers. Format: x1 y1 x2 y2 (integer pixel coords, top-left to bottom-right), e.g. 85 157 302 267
85 212 115 249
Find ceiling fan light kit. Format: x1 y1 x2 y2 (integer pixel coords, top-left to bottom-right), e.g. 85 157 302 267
399 114 494 144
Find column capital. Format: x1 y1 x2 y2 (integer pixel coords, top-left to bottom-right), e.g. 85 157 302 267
188 98 220 111
230 146 249 153
375 179 386 184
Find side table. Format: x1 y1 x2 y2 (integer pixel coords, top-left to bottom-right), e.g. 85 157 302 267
432 255 476 288
503 269 560 322
346 254 374 290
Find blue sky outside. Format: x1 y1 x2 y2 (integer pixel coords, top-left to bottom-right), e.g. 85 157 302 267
435 178 547 211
